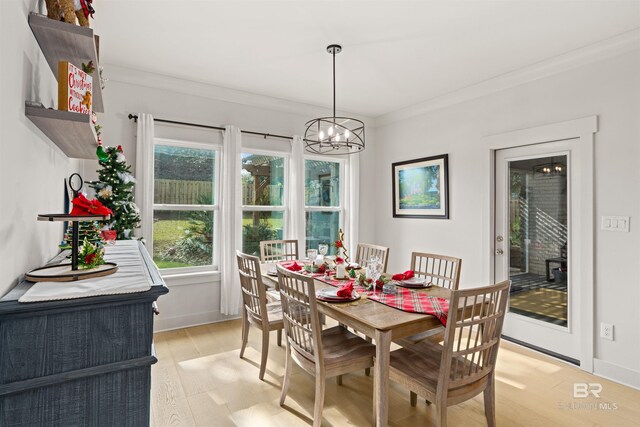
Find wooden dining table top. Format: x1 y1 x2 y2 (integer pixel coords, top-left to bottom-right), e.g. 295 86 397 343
260 263 462 340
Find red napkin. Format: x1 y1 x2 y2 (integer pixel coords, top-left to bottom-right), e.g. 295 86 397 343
391 270 415 281
284 261 302 272
70 193 113 216
336 282 354 298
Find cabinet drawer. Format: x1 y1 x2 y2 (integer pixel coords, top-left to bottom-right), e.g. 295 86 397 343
1 365 152 426
0 302 153 384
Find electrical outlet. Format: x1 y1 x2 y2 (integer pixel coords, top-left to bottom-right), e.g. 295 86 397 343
600 322 614 341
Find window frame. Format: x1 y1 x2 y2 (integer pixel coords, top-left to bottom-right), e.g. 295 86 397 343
240 148 290 253
303 154 346 251
152 137 221 275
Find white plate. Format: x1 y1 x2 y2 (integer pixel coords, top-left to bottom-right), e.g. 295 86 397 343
397 277 430 288
316 287 360 302
347 262 361 269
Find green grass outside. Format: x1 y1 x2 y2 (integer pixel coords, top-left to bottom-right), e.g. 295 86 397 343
154 260 191 269
241 217 283 228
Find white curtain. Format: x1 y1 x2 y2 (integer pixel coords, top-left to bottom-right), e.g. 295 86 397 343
346 153 360 258
135 113 154 246
287 135 306 248
220 126 243 315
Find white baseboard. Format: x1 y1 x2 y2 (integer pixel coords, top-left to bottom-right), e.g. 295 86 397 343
154 310 239 332
593 358 640 390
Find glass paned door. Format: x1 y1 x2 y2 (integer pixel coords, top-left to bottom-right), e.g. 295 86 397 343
495 140 581 362
507 155 568 327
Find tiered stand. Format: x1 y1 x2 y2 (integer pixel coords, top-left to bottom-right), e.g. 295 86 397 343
25 213 118 282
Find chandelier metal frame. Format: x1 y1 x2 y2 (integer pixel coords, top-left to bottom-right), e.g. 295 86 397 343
304 44 365 155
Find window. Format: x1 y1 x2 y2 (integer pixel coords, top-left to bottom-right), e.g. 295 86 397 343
304 158 343 254
152 141 219 271
241 152 287 256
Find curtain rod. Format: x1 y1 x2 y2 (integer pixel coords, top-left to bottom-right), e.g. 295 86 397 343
127 114 293 141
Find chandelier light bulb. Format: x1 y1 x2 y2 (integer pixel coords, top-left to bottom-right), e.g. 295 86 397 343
328 126 334 136
345 129 350 138
319 130 325 140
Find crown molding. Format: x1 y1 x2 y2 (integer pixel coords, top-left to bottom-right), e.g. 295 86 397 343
375 29 640 127
103 64 375 127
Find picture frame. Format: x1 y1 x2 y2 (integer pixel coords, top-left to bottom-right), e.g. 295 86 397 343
392 154 449 219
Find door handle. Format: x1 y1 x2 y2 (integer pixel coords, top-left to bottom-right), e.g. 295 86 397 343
496 249 504 255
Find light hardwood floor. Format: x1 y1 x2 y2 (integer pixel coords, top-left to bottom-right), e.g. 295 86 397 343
152 319 640 427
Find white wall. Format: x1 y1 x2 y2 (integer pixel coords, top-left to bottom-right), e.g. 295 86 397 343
370 51 640 386
89 66 375 331
0 0 81 298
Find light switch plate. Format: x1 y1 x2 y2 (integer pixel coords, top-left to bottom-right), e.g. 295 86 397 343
601 216 630 232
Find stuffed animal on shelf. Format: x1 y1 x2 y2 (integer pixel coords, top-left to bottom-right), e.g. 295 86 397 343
45 0 95 27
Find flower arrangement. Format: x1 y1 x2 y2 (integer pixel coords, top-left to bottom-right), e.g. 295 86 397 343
356 273 389 291
77 237 105 269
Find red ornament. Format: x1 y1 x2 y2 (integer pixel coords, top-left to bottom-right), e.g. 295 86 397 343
117 145 123 153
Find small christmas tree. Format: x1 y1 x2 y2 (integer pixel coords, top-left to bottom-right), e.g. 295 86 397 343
59 221 102 250
89 145 141 239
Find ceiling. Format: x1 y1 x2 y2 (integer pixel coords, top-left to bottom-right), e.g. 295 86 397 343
94 1 640 118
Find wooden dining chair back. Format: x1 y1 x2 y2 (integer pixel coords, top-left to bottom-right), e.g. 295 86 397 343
389 280 511 427
355 243 390 272
260 239 299 262
395 252 463 348
276 264 375 427
410 252 462 290
236 251 284 380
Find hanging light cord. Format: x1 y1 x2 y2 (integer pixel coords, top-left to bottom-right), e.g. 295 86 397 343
332 47 336 122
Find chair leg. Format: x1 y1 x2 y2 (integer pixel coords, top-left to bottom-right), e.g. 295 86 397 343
434 399 447 427
337 375 343 385
484 373 496 427
410 391 417 407
277 329 282 347
280 344 292 406
259 328 270 380
313 375 326 427
240 310 249 358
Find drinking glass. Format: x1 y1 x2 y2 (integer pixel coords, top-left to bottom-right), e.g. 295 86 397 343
318 243 329 257
306 249 318 261
366 256 382 294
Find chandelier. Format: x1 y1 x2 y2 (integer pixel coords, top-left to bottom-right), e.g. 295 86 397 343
304 44 365 155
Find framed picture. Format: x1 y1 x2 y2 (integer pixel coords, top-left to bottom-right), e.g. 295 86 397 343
392 154 449 219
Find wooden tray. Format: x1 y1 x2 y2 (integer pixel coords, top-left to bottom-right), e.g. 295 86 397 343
25 262 118 282
38 213 110 222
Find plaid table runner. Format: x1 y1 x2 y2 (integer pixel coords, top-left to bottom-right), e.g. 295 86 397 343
277 262 449 325
309 271 449 326
367 287 449 326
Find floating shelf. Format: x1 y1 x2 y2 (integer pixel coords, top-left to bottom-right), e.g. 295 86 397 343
28 12 104 112
25 103 97 159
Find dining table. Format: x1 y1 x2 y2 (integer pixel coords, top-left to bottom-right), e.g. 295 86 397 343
260 262 482 427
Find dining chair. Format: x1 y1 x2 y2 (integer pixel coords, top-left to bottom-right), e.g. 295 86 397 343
276 264 376 427
236 251 284 380
394 252 463 348
389 280 510 427
355 243 390 272
259 239 299 262
411 252 462 290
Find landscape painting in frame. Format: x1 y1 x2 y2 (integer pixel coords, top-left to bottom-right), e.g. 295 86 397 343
392 154 449 219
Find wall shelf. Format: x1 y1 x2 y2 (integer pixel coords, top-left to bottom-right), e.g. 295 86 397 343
28 12 104 112
25 103 97 159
